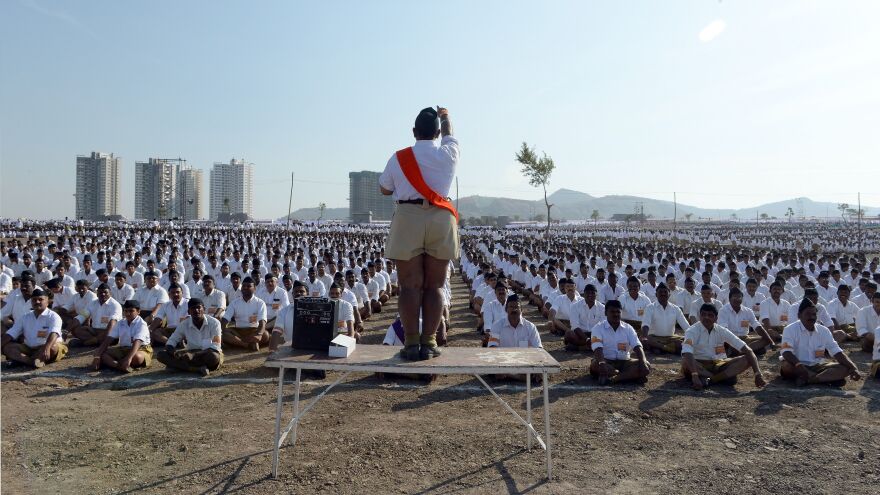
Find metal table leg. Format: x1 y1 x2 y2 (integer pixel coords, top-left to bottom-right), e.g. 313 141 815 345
290 367 302 446
543 371 551 480
526 373 532 451
271 367 285 479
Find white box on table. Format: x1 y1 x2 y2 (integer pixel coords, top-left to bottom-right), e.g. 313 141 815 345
328 334 356 357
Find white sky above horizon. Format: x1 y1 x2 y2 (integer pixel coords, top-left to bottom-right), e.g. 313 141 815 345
1 0 879 219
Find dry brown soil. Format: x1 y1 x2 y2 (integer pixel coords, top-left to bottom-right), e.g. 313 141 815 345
2 276 879 494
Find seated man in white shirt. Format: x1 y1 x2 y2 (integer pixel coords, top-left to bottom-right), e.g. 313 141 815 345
641 283 690 354
69 283 122 347
549 278 582 336
221 277 269 351
1 288 67 368
826 284 860 342
681 303 767 391
110 272 136 308
256 273 289 331
588 300 651 385
717 288 774 356
328 283 358 342
195 275 226 320
156 298 223 377
564 284 605 352
269 281 310 352
620 276 651 329
487 294 543 382
780 299 862 386
149 284 189 347
91 299 153 373
688 285 723 325
855 290 879 354
46 278 78 331
481 282 510 347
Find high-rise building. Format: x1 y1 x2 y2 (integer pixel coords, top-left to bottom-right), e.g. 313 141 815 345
209 158 254 220
178 168 204 221
75 152 121 220
348 171 394 221
134 158 187 220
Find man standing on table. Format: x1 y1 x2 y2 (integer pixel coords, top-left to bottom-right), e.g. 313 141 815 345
379 106 459 361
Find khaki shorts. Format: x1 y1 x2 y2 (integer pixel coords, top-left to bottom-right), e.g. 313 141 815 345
648 334 683 353
224 327 261 340
592 359 639 375
870 361 880 378
10 342 68 362
106 344 153 367
805 361 839 374
681 358 733 377
386 203 459 261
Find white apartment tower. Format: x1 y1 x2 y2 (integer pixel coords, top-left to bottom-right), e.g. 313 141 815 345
178 168 204 221
209 158 254 220
134 158 187 220
75 152 121 220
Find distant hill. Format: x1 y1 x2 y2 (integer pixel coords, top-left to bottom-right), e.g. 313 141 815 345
281 189 879 222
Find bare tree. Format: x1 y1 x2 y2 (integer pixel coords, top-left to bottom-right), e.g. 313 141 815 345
785 207 795 223
591 209 600 224
515 142 556 234
684 213 693 222
838 203 849 222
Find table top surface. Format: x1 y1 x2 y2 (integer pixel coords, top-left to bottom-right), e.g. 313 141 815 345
264 344 561 374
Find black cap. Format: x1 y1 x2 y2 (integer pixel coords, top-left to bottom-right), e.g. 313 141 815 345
414 107 440 137
122 300 140 310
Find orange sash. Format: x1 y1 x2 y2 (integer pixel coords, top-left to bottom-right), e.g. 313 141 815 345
396 147 459 222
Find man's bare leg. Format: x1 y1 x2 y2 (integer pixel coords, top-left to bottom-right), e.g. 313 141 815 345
421 255 449 357
395 255 424 359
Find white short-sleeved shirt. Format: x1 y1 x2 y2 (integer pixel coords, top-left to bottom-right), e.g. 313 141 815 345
570 300 605 333
718 304 760 337
225 295 267 328
166 315 223 352
346 282 369 306
689 298 723 319
481 298 507 334
125 271 144 290
743 291 766 313
620 292 651 322
333 298 355 334
109 316 151 347
110 283 136 306
642 302 689 337
196 287 227 315
759 298 792 326
73 291 98 317
77 298 123 329
551 293 583 320
780 321 843 365
6 308 63 348
826 298 859 326
135 286 169 311
256 286 290 319
589 320 641 360
378 136 460 201
674 290 701 315
598 284 624 304
856 305 880 337
51 286 78 311
305 279 327 298
681 322 746 361
274 303 297 343
156 299 190 329
488 316 542 348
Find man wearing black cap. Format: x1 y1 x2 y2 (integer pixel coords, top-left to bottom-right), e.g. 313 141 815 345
379 106 459 361
157 298 223 376
92 299 153 373
1 288 67 368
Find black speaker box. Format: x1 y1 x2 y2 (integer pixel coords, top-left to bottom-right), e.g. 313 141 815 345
291 297 339 351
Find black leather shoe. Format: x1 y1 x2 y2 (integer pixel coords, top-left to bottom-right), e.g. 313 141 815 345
419 344 442 360
400 345 421 361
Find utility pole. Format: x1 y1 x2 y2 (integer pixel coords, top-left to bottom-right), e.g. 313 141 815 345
673 192 677 238
858 192 862 253
286 172 294 229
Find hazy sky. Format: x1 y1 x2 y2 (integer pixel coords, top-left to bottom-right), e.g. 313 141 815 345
2 0 879 220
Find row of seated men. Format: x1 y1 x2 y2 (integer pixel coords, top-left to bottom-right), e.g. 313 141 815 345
465 266 879 389
0 268 400 375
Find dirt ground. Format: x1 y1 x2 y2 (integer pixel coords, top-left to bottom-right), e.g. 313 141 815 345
2 276 879 495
